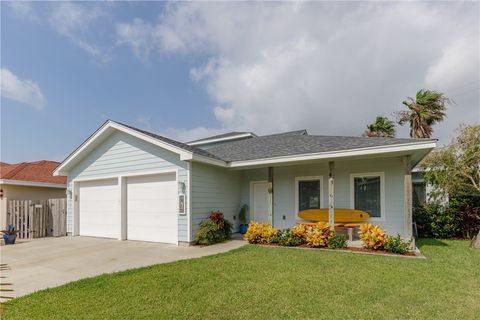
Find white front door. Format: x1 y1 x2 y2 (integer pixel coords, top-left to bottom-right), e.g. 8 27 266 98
126 173 178 244
79 178 119 239
251 182 271 224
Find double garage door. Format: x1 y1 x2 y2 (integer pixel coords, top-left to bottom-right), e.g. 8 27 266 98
78 173 178 244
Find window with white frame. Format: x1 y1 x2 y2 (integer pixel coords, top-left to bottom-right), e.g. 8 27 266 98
296 176 322 212
351 173 385 219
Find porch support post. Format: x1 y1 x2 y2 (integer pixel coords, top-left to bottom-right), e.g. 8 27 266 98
268 167 274 227
402 155 413 241
328 161 335 227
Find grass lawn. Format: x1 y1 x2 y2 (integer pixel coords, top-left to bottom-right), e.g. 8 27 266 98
4 239 480 319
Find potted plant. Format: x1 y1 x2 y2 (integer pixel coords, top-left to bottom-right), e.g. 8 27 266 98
238 204 249 234
1 225 18 245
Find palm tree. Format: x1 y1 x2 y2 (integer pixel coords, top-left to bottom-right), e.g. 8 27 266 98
363 116 396 138
397 89 452 138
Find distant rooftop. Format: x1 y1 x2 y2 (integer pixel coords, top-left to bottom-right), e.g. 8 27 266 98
0 160 67 185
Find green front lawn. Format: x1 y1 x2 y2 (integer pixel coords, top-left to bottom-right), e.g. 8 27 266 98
4 239 480 319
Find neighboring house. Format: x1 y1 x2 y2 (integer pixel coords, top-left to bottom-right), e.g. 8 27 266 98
0 161 67 230
54 120 436 245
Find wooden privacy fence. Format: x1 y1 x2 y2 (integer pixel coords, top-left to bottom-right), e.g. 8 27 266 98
6 199 67 239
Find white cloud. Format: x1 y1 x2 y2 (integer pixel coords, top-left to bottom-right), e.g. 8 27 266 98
7 1 39 21
117 2 479 142
1 68 46 110
116 18 154 61
135 115 153 131
48 2 109 61
7 1 112 62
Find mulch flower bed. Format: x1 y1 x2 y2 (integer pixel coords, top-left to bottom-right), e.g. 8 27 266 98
257 243 422 258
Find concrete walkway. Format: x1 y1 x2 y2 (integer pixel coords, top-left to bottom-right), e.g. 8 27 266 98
0 236 246 298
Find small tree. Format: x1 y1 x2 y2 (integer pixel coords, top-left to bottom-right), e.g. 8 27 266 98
421 124 480 196
420 124 480 247
363 116 396 138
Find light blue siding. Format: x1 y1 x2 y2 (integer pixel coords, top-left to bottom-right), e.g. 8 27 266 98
240 157 406 235
191 162 241 237
66 131 189 242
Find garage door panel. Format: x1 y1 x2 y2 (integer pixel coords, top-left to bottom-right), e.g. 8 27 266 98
127 173 178 244
79 178 119 239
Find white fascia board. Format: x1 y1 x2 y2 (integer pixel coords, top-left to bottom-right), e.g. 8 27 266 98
188 133 254 146
190 154 227 167
54 121 194 176
0 179 66 189
110 122 192 158
229 141 437 168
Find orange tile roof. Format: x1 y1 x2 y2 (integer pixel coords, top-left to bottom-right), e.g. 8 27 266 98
0 161 66 185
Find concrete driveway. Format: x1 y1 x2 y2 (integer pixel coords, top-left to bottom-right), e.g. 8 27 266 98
0 236 246 298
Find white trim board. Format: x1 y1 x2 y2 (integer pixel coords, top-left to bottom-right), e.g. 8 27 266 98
229 142 436 168
0 179 66 189
70 168 179 183
54 120 195 176
294 176 324 219
349 172 386 222
188 132 255 146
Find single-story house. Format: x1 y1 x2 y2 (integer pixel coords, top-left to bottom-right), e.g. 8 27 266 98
54 120 436 245
0 161 67 230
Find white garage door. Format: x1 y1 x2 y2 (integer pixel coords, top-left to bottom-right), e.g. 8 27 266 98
127 173 178 244
79 178 119 239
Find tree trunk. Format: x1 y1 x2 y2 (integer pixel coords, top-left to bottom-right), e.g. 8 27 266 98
472 230 480 249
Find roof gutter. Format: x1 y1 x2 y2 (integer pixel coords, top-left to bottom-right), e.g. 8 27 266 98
0 179 66 189
228 141 437 168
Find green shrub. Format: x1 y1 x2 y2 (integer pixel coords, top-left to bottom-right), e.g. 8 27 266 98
414 203 458 238
328 235 348 249
275 229 304 247
384 234 411 254
195 211 232 245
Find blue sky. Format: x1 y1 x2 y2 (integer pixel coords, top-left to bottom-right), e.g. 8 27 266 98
1 1 479 163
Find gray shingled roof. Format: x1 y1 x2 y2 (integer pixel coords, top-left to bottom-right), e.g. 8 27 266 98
115 120 434 163
188 131 255 143
205 134 435 162
116 121 224 160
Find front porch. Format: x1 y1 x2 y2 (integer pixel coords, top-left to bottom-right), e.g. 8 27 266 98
236 154 413 239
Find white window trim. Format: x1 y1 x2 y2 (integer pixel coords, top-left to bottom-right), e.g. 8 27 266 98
295 176 324 219
350 172 386 222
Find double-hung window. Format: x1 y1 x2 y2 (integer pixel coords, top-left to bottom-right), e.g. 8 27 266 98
350 173 385 220
295 176 323 213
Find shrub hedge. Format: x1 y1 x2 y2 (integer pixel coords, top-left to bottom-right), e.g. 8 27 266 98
195 211 233 245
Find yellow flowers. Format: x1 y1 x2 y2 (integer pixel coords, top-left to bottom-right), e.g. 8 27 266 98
359 224 387 250
291 224 308 239
244 221 279 244
304 222 335 248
